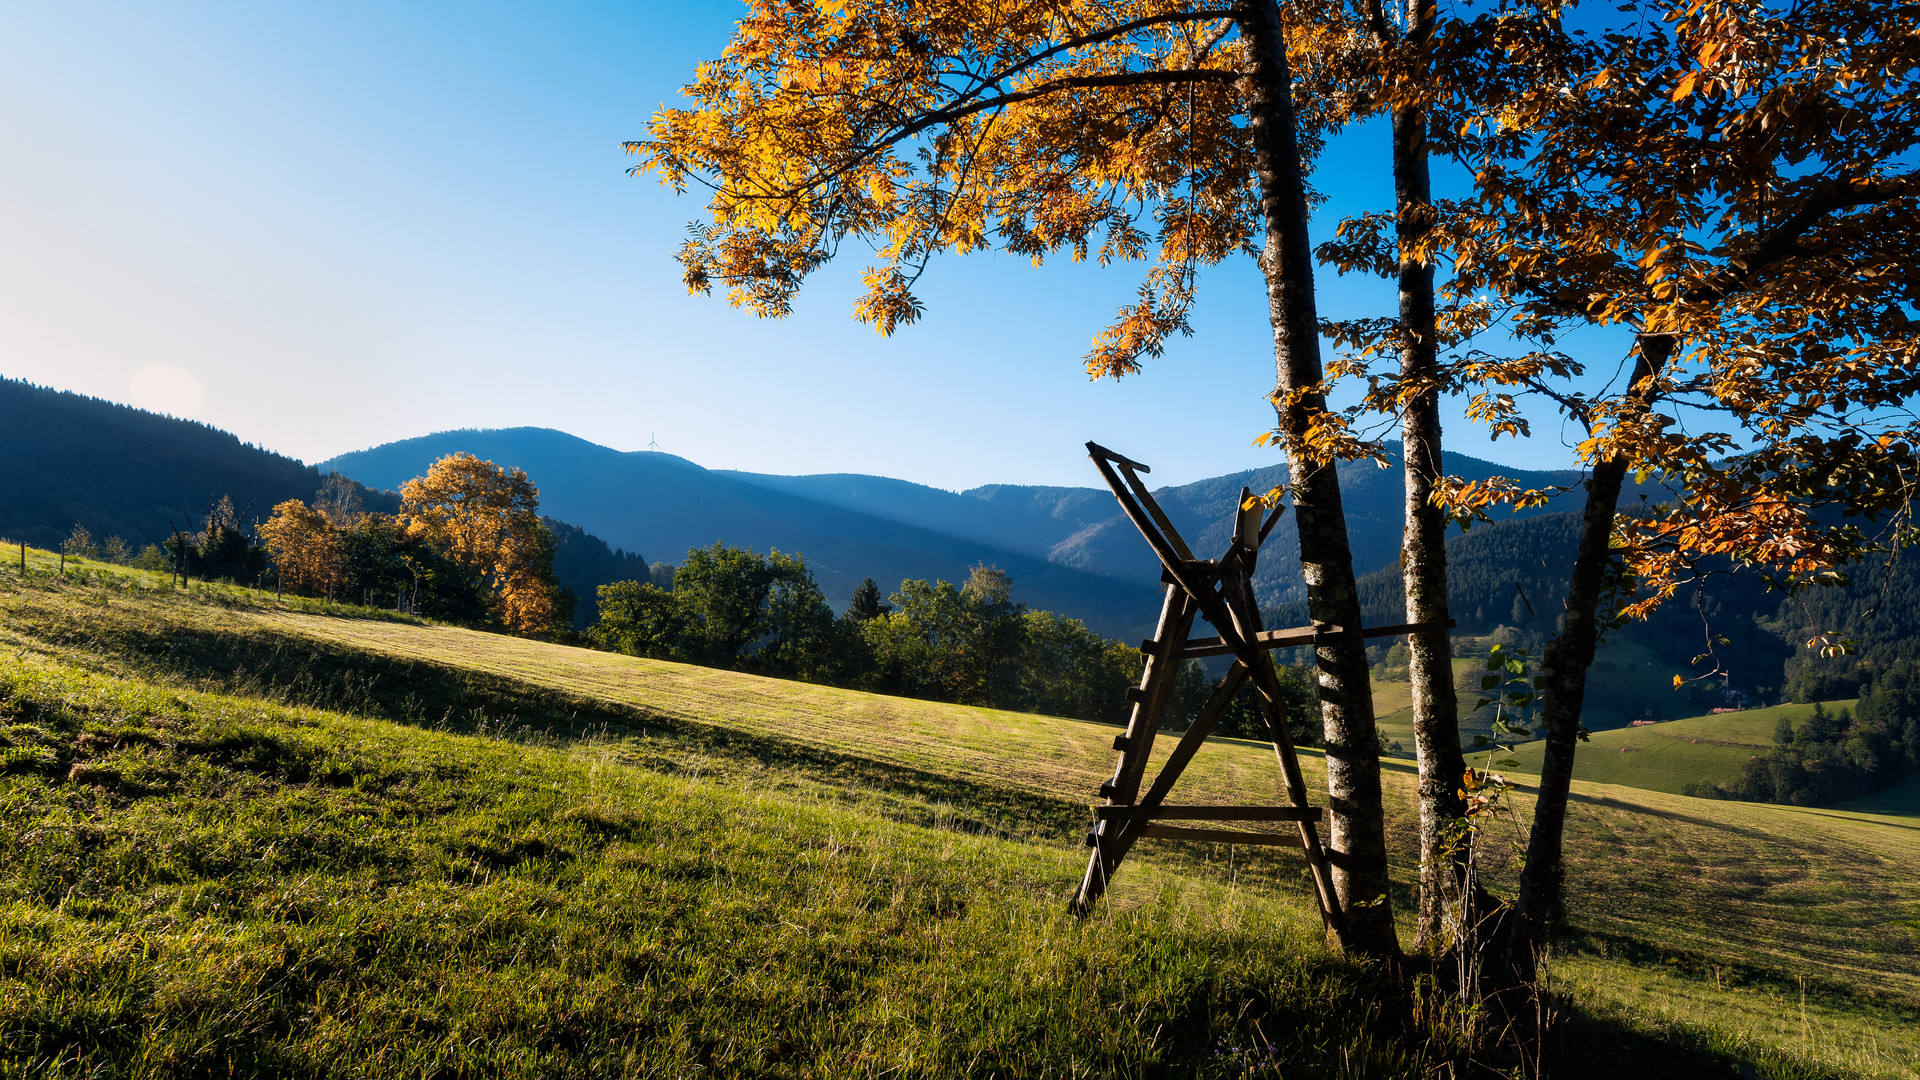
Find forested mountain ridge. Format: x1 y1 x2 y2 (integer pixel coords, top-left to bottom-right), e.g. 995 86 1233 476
323 427 1602 633
0 377 332 548
0 380 641 630
721 446 1596 611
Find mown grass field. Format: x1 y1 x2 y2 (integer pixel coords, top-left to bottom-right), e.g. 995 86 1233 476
1501 701 1860 795
4 548 1919 1077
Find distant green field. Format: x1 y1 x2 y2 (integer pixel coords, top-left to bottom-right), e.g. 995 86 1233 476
1501 701 1860 796
1369 659 1474 759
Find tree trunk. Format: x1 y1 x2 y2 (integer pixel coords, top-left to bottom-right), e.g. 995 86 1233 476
1391 87 1467 954
1506 340 1667 973
1237 0 1399 959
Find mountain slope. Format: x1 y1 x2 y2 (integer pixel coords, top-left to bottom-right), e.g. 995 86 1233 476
725 447 1594 611
322 428 1167 637
0 381 646 628
0 377 327 548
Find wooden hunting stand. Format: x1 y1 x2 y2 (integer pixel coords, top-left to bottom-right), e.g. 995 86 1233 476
1071 442 1446 953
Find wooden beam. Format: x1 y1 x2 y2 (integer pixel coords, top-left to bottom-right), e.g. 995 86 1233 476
1177 618 1456 659
1094 805 1323 822
1178 624 1336 659
1085 441 1151 474
1138 825 1305 847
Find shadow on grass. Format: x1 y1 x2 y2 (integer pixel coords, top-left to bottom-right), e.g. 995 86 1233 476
8 598 1095 843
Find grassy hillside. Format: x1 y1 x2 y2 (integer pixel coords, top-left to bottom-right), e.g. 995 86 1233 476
1501 701 1859 795
4 551 1919 1077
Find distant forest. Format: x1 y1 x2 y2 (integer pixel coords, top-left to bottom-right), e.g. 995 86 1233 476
0 377 339 549
1 379 645 629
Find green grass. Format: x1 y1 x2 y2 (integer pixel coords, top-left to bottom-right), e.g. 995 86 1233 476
3 651 1419 1077
1500 701 1861 797
4 549 1920 1077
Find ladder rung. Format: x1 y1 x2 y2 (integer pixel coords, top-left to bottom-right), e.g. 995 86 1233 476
1138 824 1305 847
1176 618 1457 660
1094 804 1322 822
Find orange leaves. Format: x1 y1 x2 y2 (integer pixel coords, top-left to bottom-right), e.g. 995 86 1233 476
852 266 925 335
1430 476 1565 526
402 454 558 635
260 500 343 595
634 1 1268 376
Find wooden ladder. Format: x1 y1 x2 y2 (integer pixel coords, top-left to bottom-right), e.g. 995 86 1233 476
1070 442 1449 950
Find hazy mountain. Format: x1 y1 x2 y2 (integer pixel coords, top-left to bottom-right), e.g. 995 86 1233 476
720 442 1594 612
321 428 1170 638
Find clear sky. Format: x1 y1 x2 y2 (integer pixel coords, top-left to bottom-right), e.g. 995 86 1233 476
0 1 1609 491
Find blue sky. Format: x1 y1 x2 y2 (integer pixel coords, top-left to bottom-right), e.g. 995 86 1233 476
0 1 1611 490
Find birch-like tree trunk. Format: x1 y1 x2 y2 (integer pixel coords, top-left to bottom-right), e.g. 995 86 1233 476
1237 0 1400 960
1506 341 1667 973
1390 84 1469 954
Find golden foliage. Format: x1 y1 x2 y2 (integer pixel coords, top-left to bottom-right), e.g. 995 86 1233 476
260 500 343 595
400 454 559 635
1315 0 1920 615
630 1 1371 378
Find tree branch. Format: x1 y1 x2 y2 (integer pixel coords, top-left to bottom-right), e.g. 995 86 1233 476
865 68 1242 152
1696 172 1920 304
943 9 1237 119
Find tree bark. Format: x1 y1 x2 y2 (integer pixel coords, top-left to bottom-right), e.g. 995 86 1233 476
1506 339 1668 974
1237 0 1400 959
1389 81 1468 954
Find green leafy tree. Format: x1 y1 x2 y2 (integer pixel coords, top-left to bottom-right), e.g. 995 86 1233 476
597 543 836 675
131 543 171 574
100 535 132 564
845 577 892 622
672 543 781 667
864 566 1028 707
1018 610 1140 724
591 581 692 660
753 551 837 678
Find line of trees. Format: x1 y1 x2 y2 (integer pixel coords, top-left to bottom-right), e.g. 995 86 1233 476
591 543 1318 736
59 524 169 573
260 456 573 634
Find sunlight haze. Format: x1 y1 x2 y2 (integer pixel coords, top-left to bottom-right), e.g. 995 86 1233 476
0 0 1591 489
